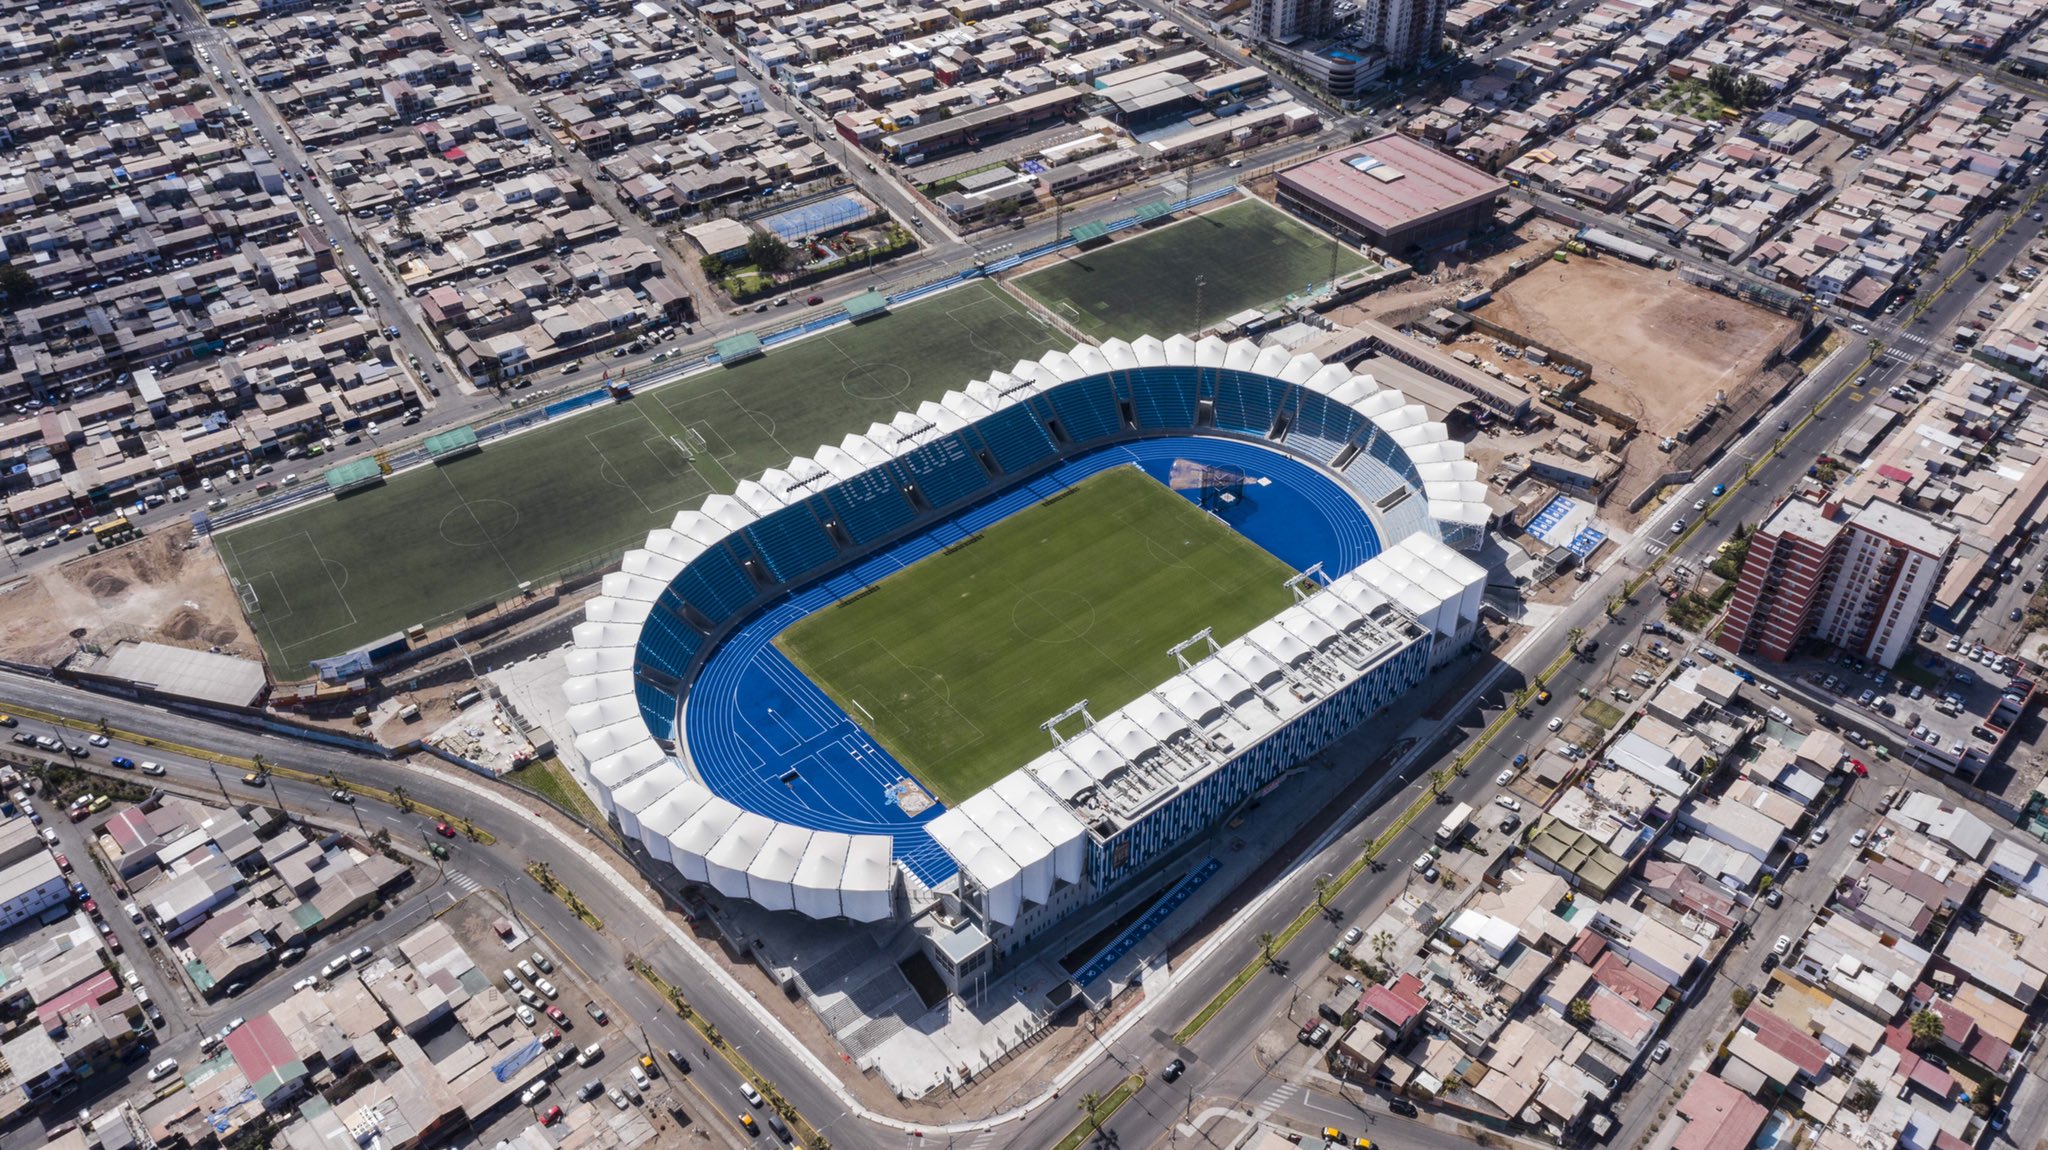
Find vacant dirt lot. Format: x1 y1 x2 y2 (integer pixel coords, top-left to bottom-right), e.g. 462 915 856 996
0 531 258 668
1484 257 1799 436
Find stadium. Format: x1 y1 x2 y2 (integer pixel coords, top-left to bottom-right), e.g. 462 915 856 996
561 332 1490 985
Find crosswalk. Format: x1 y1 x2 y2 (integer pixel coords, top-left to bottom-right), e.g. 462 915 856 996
960 1129 1004 1150
1252 1081 1300 1123
446 871 482 895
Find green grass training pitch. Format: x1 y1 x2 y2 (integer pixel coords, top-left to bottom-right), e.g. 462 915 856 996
216 281 1065 677
774 466 1298 806
1015 199 1369 342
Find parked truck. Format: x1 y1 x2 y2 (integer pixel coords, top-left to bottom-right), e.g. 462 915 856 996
1436 802 1475 845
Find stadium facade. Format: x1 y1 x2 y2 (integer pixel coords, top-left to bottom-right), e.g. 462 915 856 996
562 333 1489 982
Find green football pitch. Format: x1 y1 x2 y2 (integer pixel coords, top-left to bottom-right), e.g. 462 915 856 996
773 466 1298 806
217 282 1066 677
1014 199 1370 343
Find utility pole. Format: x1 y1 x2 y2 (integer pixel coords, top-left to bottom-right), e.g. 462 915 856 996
1194 275 1207 337
207 764 232 805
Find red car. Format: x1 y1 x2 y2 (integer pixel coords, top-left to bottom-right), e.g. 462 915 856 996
545 1004 570 1026
434 822 456 838
805 295 824 306
54 854 69 872
540 1105 563 1126
82 898 97 916
1851 760 1869 777
540 1027 561 1047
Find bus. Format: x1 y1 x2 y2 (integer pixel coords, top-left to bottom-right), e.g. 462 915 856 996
1436 802 1475 845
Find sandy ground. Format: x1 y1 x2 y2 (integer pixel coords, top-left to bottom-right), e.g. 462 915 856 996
0 532 259 668
1337 216 1577 326
1484 257 1800 436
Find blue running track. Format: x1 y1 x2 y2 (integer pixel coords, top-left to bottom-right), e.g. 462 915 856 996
680 438 1383 886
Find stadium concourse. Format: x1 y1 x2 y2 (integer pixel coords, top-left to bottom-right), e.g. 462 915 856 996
560 333 1492 941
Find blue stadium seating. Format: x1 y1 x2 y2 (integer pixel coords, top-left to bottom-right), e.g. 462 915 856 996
896 434 990 511
824 470 917 546
1038 379 1122 444
674 543 757 625
744 504 842 585
1287 391 1364 463
635 678 676 742
1126 368 1199 430
1211 370 1288 436
635 598 704 680
971 405 1058 475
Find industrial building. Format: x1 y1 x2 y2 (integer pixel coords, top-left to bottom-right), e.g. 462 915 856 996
1277 135 1509 255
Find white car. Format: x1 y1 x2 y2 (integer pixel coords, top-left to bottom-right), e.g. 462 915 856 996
1495 795 1521 812
87 734 110 747
1773 934 1792 956
147 1058 180 1082
740 1081 764 1108
292 976 319 991
1496 768 1516 786
1671 519 1685 535
1806 825 1829 845
1547 716 1564 732
140 761 165 775
534 977 558 999
1849 828 1867 848
518 1005 537 1026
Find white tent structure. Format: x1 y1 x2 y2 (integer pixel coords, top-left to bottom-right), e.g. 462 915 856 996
566 333 1487 924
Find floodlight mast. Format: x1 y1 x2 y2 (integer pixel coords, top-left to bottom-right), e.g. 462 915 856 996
1286 564 1329 601
1169 628 1222 672
1041 700 1096 747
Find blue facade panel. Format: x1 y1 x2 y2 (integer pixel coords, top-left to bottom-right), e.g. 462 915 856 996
634 597 703 681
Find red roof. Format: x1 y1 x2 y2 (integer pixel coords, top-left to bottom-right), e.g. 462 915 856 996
1740 1004 1829 1076
1592 951 1671 1008
1673 1075 1768 1150
1878 464 1914 484
1570 928 1607 966
224 1013 296 1083
36 971 118 1029
1361 973 1428 1029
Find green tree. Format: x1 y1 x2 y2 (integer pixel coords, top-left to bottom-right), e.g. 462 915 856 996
1845 1079 1880 1113
1258 931 1277 968
698 252 726 278
1313 875 1330 909
392 784 414 813
1908 1008 1944 1048
1078 1091 1102 1134
1567 997 1591 1024
1731 986 1753 1009
0 261 39 308
1756 874 1774 894
744 232 794 274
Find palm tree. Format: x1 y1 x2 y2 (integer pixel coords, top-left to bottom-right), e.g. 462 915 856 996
1313 875 1330 909
1908 1008 1943 1049
392 784 414 813
1370 930 1394 968
1258 931 1277 969
1078 1091 1102 1133
1567 998 1591 1025
1567 626 1585 654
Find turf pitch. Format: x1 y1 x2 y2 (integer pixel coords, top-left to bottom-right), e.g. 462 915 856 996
1014 199 1371 343
772 466 1298 806
217 282 1065 677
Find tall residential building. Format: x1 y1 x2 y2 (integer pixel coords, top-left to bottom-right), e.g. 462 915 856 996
1718 497 1955 668
1254 0 1336 42
1359 0 1447 66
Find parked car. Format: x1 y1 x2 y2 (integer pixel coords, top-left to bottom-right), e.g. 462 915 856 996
586 1001 610 1025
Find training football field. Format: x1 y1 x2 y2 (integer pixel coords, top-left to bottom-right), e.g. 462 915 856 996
1014 199 1371 342
774 466 1298 806
217 282 1066 677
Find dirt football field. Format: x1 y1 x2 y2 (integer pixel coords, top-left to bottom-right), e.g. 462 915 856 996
1483 257 1800 434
